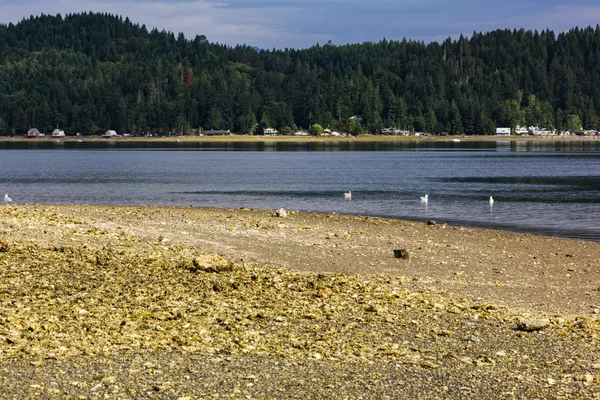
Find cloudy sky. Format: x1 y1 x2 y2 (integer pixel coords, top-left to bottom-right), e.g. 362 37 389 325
1 0 599 49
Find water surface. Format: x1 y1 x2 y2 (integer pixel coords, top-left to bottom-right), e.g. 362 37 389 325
1 141 598 241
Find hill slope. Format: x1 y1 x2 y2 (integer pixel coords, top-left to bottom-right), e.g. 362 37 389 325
1 13 599 135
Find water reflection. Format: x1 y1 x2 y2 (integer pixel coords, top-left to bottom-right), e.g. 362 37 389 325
2 139 600 152
0 147 598 241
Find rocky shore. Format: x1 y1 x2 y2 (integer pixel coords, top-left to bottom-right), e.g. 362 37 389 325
0 204 599 398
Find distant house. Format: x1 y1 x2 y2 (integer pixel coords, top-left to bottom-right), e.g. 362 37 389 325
331 131 342 136
264 128 278 135
51 128 65 137
103 130 118 137
27 128 40 137
294 130 310 136
534 129 556 136
515 125 528 135
381 127 404 135
496 128 511 136
322 128 332 136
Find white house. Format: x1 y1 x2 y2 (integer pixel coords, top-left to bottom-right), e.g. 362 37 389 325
381 127 405 135
496 128 511 136
515 125 528 135
294 130 310 136
51 128 65 137
264 127 278 135
534 129 556 136
103 130 118 137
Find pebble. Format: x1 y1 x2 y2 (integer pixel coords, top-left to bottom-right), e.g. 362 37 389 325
517 318 550 332
464 335 480 343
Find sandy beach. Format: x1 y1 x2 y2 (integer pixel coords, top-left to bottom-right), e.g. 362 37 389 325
0 204 599 398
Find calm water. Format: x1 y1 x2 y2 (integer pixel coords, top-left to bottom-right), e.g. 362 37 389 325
1 140 599 241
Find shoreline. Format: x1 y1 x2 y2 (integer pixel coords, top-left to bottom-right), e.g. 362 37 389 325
3 203 599 316
1 203 599 397
13 201 600 244
2 134 600 143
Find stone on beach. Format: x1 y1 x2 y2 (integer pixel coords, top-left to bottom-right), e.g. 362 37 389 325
393 249 410 259
516 318 550 332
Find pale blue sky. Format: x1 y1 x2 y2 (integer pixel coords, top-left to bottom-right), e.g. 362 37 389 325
1 0 599 49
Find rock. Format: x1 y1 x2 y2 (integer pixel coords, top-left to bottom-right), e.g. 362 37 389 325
101 376 116 384
426 220 436 226
464 335 480 343
0 238 7 252
394 249 410 259
516 318 550 332
275 208 287 218
365 305 382 313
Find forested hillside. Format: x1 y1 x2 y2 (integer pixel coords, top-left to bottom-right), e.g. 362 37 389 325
1 12 600 135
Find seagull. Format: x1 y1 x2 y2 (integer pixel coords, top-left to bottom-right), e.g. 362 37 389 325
420 194 429 203
344 191 352 200
4 194 12 204
489 196 494 205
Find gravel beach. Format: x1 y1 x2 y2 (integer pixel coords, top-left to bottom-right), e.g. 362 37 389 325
0 204 599 399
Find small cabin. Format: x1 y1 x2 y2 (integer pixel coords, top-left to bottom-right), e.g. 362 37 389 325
496 128 511 136
27 128 40 137
103 130 118 137
264 127 278 135
51 129 65 137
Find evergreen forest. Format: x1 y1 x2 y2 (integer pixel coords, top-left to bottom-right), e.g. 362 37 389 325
1 12 600 135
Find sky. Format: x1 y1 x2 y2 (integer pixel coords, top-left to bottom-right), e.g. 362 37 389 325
1 0 600 49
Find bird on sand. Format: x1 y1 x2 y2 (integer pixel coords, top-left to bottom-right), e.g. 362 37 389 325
489 196 494 205
4 194 12 204
344 191 352 200
420 194 428 203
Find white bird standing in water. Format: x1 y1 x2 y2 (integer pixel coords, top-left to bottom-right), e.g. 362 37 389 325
420 194 428 203
4 194 12 204
344 191 352 200
489 196 494 205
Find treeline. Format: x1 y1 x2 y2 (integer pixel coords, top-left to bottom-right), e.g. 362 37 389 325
1 12 600 135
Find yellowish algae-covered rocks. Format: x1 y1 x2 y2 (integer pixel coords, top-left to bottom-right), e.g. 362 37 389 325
0 204 599 398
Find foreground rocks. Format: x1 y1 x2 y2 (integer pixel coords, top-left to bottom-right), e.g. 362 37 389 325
0 205 599 398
